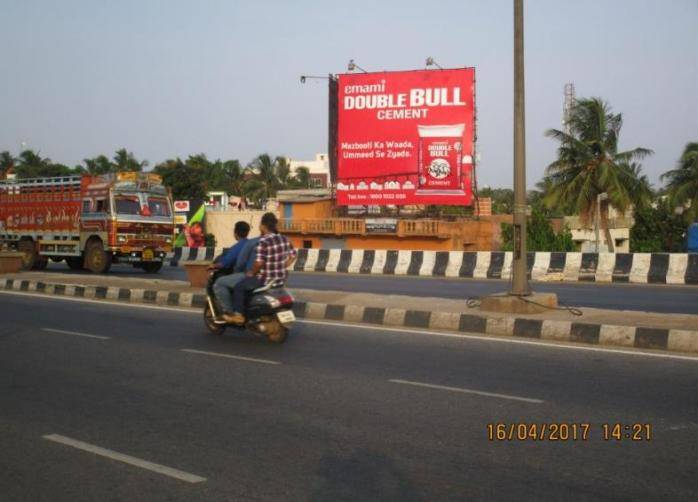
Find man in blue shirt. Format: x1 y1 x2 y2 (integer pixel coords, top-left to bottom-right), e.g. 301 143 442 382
211 221 250 315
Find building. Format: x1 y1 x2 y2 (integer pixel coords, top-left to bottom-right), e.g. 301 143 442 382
277 189 509 251
286 153 330 188
564 205 633 252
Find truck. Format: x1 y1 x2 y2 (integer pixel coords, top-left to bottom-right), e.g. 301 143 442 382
0 172 174 273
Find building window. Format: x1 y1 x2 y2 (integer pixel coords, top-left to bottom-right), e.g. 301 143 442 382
303 240 313 249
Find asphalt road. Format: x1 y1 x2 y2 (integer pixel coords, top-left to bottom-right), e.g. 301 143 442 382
1 292 697 501
44 261 698 315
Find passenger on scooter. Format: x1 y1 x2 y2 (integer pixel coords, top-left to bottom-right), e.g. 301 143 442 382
224 212 296 325
210 221 250 315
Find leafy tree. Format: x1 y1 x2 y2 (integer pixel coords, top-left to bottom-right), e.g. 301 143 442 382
478 187 514 214
662 142 698 222
14 149 81 178
113 148 148 172
154 158 207 200
543 97 653 252
501 204 576 252
0 151 16 178
630 198 686 252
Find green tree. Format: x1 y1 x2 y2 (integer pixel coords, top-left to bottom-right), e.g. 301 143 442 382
630 198 686 252
222 159 246 196
113 148 148 172
82 154 113 175
0 151 16 178
14 149 81 178
478 187 514 214
501 204 576 252
288 166 312 188
544 97 653 252
154 158 207 200
662 142 698 222
244 154 287 206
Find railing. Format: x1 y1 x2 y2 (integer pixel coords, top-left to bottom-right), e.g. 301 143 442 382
279 218 449 238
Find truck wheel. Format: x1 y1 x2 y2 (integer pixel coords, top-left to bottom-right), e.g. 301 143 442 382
141 262 163 274
85 240 112 274
17 240 37 270
65 257 83 270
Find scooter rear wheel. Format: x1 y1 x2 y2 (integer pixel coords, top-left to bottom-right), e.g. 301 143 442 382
265 319 289 344
204 303 225 336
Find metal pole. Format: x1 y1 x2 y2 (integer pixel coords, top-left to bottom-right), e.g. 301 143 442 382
510 0 530 295
595 194 600 253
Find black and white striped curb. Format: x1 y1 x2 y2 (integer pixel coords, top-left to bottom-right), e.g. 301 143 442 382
171 247 698 285
3 277 697 354
1 278 209 310
290 301 698 353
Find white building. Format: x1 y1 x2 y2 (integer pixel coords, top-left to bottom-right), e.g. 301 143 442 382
286 153 330 188
564 205 633 252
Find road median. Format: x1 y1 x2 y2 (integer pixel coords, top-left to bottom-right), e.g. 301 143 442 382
2 273 697 355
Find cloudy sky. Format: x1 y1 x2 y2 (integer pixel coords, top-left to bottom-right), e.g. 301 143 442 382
1 0 696 187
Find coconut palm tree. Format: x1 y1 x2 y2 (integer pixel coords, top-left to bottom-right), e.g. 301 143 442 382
661 142 698 221
113 148 148 172
544 98 653 252
82 154 113 175
222 159 246 196
292 166 312 188
244 154 286 206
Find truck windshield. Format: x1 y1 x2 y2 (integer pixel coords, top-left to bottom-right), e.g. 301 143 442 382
148 196 171 217
114 195 141 215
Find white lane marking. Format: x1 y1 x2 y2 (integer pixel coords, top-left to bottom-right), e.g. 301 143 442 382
181 348 280 365
42 434 206 483
389 378 544 404
3 290 698 363
41 328 110 340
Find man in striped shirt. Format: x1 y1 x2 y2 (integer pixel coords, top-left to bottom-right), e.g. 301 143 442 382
225 212 297 324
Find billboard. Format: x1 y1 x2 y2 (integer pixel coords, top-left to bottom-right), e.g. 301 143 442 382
336 68 475 206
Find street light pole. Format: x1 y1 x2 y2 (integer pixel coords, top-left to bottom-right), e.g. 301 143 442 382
510 0 529 296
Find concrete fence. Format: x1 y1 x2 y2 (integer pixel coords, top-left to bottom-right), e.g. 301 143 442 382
170 247 698 285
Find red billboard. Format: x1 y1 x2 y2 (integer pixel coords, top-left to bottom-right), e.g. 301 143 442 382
336 68 475 206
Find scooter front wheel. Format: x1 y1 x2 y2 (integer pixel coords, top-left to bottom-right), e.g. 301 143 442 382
204 303 225 336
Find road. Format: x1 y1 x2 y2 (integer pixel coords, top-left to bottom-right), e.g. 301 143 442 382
44 261 698 314
1 292 697 501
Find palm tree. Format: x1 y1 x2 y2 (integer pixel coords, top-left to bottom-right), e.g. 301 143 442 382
222 159 246 196
293 166 312 188
113 148 148 172
244 154 286 206
82 154 113 175
544 98 653 252
662 142 698 222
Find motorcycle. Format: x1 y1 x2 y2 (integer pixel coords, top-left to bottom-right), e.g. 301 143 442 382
203 270 295 343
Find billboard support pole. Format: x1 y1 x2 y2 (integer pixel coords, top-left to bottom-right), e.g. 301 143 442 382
510 0 530 296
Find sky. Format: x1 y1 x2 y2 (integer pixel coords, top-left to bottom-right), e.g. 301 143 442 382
1 0 696 188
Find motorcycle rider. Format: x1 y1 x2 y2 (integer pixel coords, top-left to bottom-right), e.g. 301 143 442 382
224 212 296 325
210 221 250 316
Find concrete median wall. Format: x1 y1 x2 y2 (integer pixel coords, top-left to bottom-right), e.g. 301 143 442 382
170 248 698 285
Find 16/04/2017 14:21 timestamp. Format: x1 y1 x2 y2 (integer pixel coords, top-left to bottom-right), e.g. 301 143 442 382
486 423 653 442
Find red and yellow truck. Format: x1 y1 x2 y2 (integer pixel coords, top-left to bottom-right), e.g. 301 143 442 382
0 172 174 273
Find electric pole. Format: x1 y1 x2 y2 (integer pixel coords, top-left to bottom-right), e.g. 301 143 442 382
510 0 530 296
